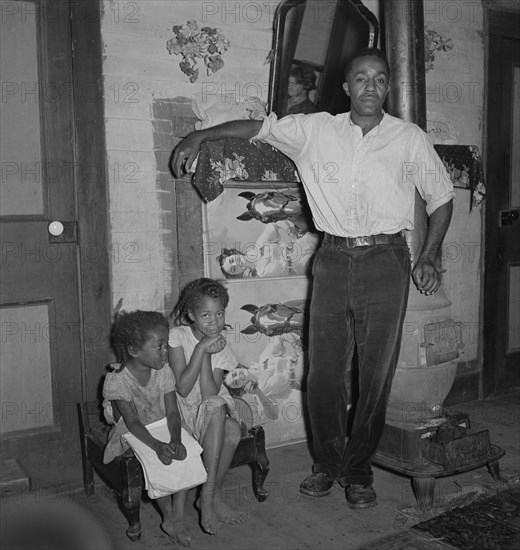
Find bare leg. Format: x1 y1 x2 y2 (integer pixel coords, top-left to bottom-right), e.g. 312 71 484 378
199 404 226 535
199 403 248 534
213 418 249 525
157 491 193 547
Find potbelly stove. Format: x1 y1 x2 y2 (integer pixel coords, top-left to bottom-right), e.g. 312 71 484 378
373 285 505 512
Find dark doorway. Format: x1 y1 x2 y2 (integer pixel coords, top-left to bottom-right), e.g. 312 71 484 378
484 9 520 396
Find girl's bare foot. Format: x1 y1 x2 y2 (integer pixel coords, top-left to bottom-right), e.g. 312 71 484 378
214 497 249 524
200 501 222 535
161 519 193 547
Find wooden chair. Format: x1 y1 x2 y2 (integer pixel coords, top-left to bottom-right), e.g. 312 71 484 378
77 399 270 541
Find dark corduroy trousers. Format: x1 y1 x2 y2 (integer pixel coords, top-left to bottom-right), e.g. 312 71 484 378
307 235 411 486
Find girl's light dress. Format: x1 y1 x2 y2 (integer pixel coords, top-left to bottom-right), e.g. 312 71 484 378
102 365 176 463
169 326 239 440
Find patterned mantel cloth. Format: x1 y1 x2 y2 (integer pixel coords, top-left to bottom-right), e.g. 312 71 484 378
433 144 486 210
192 138 298 202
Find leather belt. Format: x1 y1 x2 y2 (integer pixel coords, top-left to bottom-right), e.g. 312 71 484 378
324 232 405 248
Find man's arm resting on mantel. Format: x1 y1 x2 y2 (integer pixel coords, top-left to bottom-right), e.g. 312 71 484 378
170 120 263 177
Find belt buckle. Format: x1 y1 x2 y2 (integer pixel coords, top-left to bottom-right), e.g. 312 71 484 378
353 236 371 247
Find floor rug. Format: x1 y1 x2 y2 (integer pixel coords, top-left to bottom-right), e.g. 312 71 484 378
357 485 520 550
412 485 520 549
354 529 454 549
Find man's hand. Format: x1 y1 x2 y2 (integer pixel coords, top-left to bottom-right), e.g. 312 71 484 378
413 200 453 295
170 131 204 177
412 256 445 295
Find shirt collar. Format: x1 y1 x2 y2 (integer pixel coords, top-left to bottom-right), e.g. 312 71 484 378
347 110 387 136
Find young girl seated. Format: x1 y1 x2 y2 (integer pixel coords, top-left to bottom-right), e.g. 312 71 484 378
102 310 193 547
168 278 248 535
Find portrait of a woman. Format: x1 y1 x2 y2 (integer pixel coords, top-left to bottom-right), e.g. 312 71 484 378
216 220 320 279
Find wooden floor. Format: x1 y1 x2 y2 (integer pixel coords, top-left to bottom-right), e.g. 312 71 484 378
2 392 519 550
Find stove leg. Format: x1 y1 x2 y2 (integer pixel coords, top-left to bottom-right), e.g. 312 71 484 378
488 460 506 483
411 477 435 512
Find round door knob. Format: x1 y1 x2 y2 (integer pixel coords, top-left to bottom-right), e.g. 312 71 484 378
48 221 64 236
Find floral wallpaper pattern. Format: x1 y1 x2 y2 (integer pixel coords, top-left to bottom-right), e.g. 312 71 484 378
425 26 453 72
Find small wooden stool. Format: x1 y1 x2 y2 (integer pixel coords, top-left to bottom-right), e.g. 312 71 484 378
77 399 270 541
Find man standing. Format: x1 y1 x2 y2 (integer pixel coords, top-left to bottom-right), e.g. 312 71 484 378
171 47 454 509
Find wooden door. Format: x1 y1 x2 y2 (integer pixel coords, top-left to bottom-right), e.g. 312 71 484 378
0 0 92 488
484 10 520 396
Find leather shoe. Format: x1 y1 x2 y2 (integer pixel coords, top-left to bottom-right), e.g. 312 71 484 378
345 484 377 509
299 473 334 497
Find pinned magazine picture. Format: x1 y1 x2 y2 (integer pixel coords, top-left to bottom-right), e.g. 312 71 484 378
223 278 312 448
122 420 207 499
203 184 320 280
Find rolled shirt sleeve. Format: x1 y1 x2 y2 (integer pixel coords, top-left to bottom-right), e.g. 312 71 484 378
405 128 455 216
251 112 318 161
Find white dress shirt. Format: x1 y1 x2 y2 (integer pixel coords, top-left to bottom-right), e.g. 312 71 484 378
252 111 454 238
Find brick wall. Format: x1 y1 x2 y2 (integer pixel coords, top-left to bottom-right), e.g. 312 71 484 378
101 0 275 315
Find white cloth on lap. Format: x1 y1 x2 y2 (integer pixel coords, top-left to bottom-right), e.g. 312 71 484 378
122 418 207 499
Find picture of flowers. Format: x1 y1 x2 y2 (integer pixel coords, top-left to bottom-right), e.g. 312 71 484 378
166 20 230 83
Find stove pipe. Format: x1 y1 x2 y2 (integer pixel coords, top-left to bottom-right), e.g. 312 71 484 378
382 0 461 425
384 0 428 260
